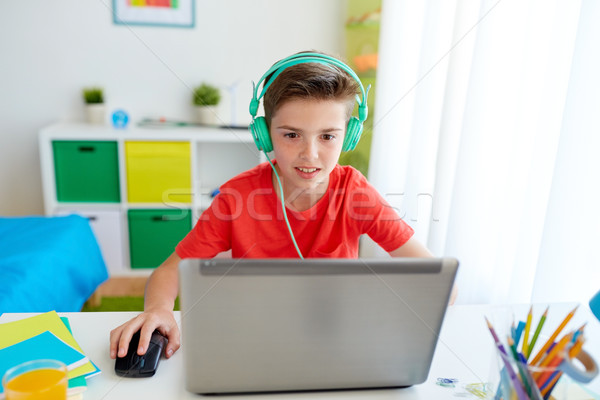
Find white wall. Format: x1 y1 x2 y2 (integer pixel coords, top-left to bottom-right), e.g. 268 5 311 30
0 0 345 215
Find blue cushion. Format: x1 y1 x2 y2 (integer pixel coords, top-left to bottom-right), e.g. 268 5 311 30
0 215 109 312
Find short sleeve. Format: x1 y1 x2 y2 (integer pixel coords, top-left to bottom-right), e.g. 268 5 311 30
363 189 414 252
343 169 414 252
175 193 232 258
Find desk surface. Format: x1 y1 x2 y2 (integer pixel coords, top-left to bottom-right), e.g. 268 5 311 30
1 304 599 399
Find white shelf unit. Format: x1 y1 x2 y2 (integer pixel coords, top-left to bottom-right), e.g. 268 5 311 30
39 123 263 276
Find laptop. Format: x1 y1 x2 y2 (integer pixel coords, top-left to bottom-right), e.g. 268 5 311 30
178 258 458 394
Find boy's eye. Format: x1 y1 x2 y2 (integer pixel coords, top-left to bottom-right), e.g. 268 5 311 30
284 132 299 138
322 134 335 141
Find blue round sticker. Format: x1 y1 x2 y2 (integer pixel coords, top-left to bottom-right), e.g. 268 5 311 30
111 110 129 129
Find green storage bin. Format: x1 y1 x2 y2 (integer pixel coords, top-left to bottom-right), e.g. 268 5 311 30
128 209 191 268
53 141 120 202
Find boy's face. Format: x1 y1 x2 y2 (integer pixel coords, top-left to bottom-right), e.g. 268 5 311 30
270 99 347 201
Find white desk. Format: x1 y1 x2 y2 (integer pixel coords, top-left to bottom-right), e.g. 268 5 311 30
2 304 599 399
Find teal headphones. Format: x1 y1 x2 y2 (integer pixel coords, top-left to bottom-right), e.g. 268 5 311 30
248 52 370 153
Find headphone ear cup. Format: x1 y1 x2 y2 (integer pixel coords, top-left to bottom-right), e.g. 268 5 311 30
250 117 273 153
343 117 363 152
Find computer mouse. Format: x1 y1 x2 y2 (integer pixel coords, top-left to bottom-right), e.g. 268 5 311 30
115 330 167 377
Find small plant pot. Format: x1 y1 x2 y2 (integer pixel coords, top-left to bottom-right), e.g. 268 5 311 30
86 104 105 125
194 106 219 126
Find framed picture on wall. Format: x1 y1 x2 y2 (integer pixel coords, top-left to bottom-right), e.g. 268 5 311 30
113 0 195 28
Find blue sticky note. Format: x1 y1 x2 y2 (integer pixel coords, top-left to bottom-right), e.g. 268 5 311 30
60 317 89 391
0 331 88 394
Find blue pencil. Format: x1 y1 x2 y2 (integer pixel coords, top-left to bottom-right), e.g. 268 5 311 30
514 321 526 348
572 323 586 343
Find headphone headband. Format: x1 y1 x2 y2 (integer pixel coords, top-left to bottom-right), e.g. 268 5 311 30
249 53 370 123
249 52 369 154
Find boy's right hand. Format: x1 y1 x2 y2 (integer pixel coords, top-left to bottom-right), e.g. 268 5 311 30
109 309 180 360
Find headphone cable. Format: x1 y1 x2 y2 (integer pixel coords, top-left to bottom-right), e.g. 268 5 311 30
264 152 304 259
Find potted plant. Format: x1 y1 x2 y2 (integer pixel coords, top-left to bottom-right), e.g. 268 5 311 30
83 87 105 125
193 83 221 126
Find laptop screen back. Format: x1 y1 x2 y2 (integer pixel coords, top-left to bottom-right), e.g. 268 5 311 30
179 258 458 394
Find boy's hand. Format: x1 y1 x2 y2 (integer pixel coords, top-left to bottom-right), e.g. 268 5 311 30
109 309 180 359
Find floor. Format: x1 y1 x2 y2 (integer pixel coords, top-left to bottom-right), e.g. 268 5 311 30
87 277 148 307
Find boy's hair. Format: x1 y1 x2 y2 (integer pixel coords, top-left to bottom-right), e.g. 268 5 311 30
263 53 360 129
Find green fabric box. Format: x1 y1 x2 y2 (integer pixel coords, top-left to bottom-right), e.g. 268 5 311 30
128 209 191 269
53 141 120 202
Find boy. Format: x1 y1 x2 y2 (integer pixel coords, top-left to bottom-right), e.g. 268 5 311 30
110 52 442 361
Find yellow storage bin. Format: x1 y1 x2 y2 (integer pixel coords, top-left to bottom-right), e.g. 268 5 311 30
126 141 191 203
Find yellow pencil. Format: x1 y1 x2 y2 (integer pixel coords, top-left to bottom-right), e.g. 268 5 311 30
531 305 578 365
568 336 585 358
522 305 533 356
526 305 548 359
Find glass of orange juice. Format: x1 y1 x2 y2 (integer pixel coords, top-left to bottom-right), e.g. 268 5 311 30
2 359 67 400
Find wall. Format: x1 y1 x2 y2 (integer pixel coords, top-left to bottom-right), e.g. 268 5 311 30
0 0 345 215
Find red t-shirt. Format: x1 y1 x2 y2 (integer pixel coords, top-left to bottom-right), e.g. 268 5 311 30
176 162 413 258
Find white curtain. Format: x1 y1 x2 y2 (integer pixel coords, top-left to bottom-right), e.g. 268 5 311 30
369 0 600 305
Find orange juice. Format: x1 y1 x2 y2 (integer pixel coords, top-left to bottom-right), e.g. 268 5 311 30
4 368 67 400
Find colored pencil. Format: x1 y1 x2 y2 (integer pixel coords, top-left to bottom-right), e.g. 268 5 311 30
538 337 584 397
540 371 561 398
508 336 533 397
540 331 573 368
485 318 529 400
526 305 548 360
535 349 564 387
568 336 585 358
530 305 577 365
522 306 533 358
532 331 573 385
511 316 517 342
484 317 503 347
544 336 585 400
514 320 526 348
572 323 586 343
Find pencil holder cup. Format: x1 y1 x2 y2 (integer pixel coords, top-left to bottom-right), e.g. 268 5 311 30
494 345 600 400
493 348 567 400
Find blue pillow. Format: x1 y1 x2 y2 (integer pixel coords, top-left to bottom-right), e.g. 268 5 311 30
0 215 109 312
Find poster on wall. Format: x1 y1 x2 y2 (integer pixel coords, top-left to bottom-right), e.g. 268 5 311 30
113 0 195 28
